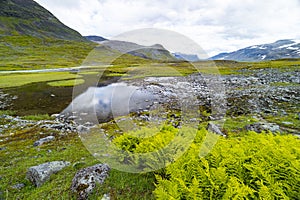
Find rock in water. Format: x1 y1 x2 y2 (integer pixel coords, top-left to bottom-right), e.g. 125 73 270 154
71 164 110 199
33 136 55 146
26 161 70 187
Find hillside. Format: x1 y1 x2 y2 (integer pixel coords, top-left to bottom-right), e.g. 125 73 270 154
0 0 173 70
0 0 97 70
0 0 85 41
211 39 300 61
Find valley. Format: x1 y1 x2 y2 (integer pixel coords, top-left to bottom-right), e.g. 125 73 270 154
0 0 299 199
1 59 299 199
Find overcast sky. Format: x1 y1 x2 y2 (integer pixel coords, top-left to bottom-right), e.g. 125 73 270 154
35 0 300 56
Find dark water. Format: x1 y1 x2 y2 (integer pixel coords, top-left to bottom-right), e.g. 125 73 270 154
4 81 73 116
3 74 121 116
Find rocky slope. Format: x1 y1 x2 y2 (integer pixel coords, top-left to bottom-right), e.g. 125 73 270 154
211 39 300 61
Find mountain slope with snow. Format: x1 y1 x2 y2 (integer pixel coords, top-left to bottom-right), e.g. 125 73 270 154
210 39 300 61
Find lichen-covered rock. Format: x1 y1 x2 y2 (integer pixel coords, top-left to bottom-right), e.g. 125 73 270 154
33 136 55 146
26 161 70 187
71 164 110 200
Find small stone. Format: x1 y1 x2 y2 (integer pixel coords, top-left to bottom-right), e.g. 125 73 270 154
68 115 78 120
26 161 70 187
282 121 293 125
33 136 55 147
101 193 110 200
71 164 110 200
207 122 226 137
11 183 25 190
51 114 60 118
77 125 89 132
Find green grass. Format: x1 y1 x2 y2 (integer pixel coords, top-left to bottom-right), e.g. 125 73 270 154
21 114 53 121
0 72 81 88
47 79 85 87
264 113 300 130
0 123 156 199
269 82 300 87
0 110 16 116
90 171 155 199
0 36 96 71
193 59 300 75
221 115 260 135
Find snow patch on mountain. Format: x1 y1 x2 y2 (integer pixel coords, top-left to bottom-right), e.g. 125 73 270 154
210 39 300 61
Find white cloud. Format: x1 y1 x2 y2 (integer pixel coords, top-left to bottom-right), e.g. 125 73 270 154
34 0 300 56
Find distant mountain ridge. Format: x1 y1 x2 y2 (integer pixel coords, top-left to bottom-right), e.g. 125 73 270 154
210 39 300 61
84 35 107 42
101 40 177 61
0 0 86 41
172 52 200 62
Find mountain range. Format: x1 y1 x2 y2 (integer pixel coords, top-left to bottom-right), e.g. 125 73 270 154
172 52 200 62
99 40 176 61
210 39 300 61
1 0 300 68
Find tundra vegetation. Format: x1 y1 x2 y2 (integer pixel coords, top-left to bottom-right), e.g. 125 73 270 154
0 56 299 199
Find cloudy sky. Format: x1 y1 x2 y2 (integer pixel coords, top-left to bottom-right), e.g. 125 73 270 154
35 0 300 56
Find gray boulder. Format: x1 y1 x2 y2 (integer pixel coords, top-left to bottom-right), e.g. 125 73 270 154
33 136 55 146
71 164 110 199
26 161 70 187
245 122 280 133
